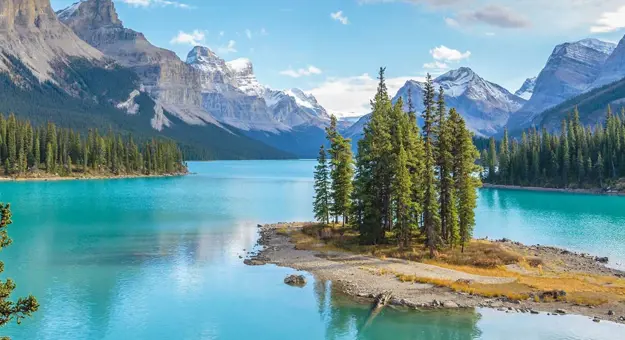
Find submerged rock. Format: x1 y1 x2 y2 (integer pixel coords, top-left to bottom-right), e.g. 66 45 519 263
284 274 307 287
244 258 267 266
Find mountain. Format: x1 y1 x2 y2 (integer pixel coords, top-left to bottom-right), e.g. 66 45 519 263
515 77 537 100
344 68 524 148
535 76 625 131
0 0 102 79
0 0 294 160
56 0 213 127
507 38 616 130
593 35 625 88
184 45 330 157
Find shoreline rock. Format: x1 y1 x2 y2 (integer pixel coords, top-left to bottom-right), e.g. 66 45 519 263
249 222 625 325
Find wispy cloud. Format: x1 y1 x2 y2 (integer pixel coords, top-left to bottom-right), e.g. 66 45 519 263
245 29 252 40
430 45 471 61
170 30 206 46
217 40 237 54
457 5 530 29
308 73 420 117
280 66 322 78
121 0 193 9
591 5 625 33
331 10 349 25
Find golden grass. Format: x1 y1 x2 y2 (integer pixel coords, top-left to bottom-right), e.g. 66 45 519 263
282 223 625 307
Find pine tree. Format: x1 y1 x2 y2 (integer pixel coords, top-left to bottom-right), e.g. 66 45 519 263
436 87 455 244
421 74 441 257
450 109 480 252
313 145 331 225
0 203 39 330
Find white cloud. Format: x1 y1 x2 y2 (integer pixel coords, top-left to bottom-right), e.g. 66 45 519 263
307 73 421 117
217 40 237 54
245 29 252 40
445 17 459 27
170 30 206 46
485 32 496 36
121 0 192 9
280 66 322 78
219 31 225 37
591 6 625 33
430 45 471 61
331 10 349 25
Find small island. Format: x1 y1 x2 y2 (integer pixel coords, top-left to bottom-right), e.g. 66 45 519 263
246 71 625 325
252 222 625 324
0 114 187 181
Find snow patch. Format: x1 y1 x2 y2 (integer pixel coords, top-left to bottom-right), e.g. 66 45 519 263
56 1 84 21
151 103 172 131
116 90 141 114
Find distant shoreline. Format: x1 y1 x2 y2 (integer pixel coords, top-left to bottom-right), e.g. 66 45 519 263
0 172 188 183
481 183 625 196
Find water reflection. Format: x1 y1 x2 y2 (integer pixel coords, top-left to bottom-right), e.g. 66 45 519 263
314 280 482 340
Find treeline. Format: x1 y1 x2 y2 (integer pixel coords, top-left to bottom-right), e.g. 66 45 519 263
314 69 481 254
483 107 625 189
0 113 187 177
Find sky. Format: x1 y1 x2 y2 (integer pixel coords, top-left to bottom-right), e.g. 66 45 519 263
51 0 625 117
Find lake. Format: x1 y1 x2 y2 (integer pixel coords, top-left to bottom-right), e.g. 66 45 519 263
1 160 624 339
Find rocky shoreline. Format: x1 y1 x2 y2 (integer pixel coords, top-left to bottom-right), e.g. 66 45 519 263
0 172 188 182
482 183 625 196
246 222 625 325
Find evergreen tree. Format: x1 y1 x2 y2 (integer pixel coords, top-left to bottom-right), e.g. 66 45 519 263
313 145 331 225
0 203 39 332
421 74 441 257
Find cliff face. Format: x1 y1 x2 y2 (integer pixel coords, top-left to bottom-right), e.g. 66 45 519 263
0 0 102 80
58 0 215 126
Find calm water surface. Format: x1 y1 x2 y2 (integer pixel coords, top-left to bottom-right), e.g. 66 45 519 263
1 160 624 339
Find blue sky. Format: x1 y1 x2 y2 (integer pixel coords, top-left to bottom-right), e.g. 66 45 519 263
51 0 625 117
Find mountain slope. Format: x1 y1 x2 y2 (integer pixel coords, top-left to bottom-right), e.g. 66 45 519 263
345 67 524 144
507 38 616 130
57 0 214 126
0 0 102 80
593 35 625 88
515 77 537 100
535 77 625 131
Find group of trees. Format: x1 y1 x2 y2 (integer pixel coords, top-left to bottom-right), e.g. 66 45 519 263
483 107 625 189
0 114 187 177
314 69 481 254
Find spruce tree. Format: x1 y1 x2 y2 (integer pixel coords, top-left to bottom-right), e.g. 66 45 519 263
421 74 441 257
0 203 39 332
313 145 331 225
436 87 455 244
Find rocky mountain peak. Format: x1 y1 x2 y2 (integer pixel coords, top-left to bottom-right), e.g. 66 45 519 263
56 0 122 28
186 46 220 64
0 0 57 30
593 34 625 88
515 77 537 100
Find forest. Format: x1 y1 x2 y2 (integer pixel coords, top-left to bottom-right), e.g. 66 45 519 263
482 107 625 190
0 113 187 178
314 69 481 255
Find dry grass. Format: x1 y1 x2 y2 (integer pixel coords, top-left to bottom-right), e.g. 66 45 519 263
281 223 625 307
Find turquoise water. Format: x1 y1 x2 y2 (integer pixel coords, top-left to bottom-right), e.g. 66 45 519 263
0 160 623 339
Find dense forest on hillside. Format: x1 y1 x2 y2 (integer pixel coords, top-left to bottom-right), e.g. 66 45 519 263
0 113 186 178
314 69 481 254
0 54 293 161
483 107 625 190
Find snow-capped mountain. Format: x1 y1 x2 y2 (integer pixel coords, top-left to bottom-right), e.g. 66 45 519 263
345 67 524 139
186 45 329 131
593 35 625 88
515 77 537 100
507 38 616 130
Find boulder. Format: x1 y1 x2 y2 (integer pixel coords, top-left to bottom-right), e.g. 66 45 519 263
555 309 567 314
607 310 614 316
443 301 459 308
284 274 307 287
244 258 267 266
595 256 609 263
